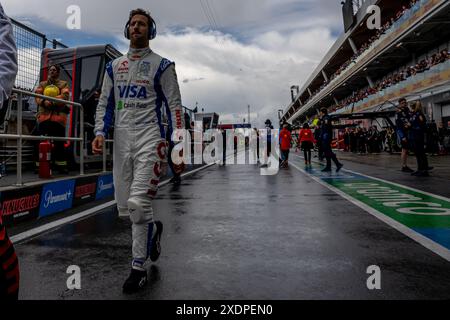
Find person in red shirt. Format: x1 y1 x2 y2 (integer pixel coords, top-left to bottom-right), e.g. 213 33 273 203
298 123 315 165
279 123 292 168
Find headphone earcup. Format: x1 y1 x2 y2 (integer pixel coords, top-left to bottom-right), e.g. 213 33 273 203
149 20 157 40
124 21 130 39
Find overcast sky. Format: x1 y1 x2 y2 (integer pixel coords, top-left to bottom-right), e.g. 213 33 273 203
2 0 344 127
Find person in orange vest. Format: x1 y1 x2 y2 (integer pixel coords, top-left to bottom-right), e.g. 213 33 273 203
34 64 70 174
279 123 292 168
298 123 315 166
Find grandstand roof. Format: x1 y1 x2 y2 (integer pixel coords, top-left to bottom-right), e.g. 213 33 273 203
284 0 450 124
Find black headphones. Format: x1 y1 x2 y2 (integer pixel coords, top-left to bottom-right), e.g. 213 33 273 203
124 9 157 40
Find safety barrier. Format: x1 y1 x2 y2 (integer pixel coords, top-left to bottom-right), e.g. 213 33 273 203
0 88 86 186
0 89 208 227
0 172 114 227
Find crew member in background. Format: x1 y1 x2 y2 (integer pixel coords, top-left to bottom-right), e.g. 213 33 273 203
313 117 324 161
410 101 432 177
343 128 350 152
298 123 315 166
221 128 227 165
395 98 414 173
34 64 70 174
92 8 184 293
260 119 273 168
319 108 343 173
0 2 19 300
253 128 260 164
279 123 292 168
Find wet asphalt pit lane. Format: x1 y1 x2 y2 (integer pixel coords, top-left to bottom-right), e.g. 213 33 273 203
14 162 450 299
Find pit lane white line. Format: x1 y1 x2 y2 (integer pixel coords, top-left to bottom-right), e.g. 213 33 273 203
291 153 450 201
289 155 450 262
10 200 116 244
11 163 216 244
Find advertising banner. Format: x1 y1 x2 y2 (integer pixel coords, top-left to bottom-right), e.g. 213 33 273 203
39 180 76 218
73 176 98 207
0 186 42 226
96 174 114 200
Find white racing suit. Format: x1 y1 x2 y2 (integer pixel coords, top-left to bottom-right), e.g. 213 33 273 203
0 3 18 110
95 47 184 269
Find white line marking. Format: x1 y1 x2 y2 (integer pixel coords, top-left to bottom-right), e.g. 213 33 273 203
11 201 116 244
179 163 215 180
291 153 450 201
289 159 450 262
11 164 215 244
343 168 450 202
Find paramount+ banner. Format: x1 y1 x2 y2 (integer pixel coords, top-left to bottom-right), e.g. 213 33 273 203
96 174 114 200
0 174 115 227
39 180 76 218
0 186 42 227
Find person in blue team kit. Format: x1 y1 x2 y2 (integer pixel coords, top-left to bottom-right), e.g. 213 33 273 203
395 98 414 173
409 101 432 177
319 108 343 172
260 119 273 168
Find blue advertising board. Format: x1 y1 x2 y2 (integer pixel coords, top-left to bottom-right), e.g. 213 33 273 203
39 180 76 217
96 174 115 200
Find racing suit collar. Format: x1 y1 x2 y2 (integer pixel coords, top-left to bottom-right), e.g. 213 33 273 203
127 47 152 61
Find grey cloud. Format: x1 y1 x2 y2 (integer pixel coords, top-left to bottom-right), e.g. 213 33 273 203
183 77 206 84
3 0 343 127
2 0 344 38
139 27 335 128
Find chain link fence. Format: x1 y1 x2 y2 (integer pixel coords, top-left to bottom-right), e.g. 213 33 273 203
11 18 67 91
0 19 68 173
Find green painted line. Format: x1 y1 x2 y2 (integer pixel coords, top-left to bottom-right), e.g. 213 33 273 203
290 154 450 257
328 179 450 229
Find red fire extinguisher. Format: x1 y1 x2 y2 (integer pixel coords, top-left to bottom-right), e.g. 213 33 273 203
39 140 52 179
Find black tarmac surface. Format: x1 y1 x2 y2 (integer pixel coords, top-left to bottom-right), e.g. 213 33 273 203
15 153 450 300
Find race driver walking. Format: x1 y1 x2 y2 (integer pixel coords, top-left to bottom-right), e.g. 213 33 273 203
92 8 184 293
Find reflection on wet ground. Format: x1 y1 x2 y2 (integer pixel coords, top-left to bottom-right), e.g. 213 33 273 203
15 157 450 299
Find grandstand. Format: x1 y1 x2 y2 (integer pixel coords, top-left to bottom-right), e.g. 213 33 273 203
281 0 450 131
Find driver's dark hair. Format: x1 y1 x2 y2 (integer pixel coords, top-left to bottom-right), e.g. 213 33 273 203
128 8 153 27
320 107 328 114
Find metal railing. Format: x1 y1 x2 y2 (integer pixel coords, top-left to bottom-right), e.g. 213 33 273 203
0 88 84 186
0 89 210 186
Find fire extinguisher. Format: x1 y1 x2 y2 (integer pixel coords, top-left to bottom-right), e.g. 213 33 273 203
39 140 52 179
